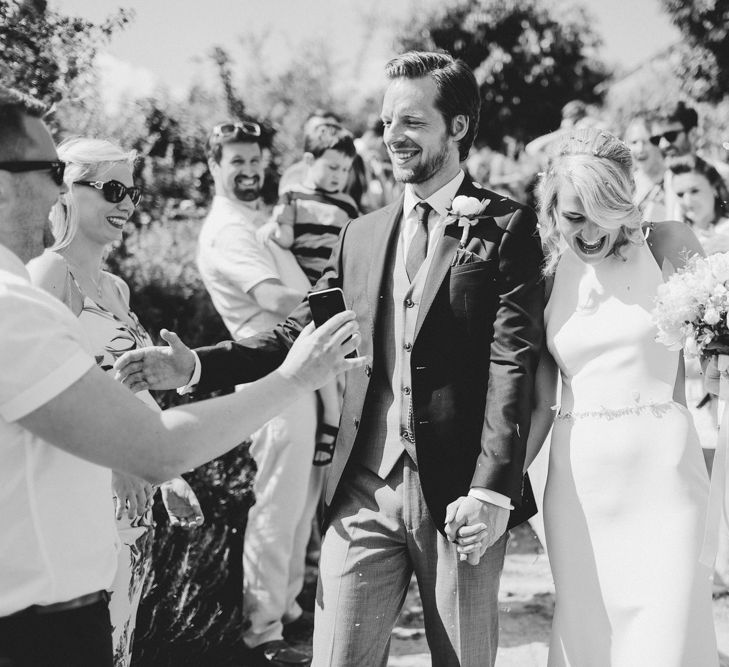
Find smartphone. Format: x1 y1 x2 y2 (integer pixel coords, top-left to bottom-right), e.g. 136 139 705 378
308 287 357 359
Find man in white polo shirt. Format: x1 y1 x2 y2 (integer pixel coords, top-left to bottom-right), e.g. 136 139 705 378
0 86 364 667
196 121 316 666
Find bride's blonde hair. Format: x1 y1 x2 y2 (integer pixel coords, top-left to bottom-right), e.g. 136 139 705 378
537 127 643 276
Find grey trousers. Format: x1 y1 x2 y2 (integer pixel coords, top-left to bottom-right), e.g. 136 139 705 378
312 456 507 667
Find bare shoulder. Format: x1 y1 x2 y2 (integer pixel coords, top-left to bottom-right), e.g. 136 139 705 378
646 220 704 270
26 251 69 297
105 271 131 305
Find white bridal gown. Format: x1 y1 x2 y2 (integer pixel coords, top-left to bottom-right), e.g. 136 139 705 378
544 239 718 667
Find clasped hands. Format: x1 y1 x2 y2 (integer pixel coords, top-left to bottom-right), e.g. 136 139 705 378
444 495 510 566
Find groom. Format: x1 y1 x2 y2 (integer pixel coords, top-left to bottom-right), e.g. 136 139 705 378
116 51 544 666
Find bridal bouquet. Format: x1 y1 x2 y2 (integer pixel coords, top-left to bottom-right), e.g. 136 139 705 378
654 251 729 358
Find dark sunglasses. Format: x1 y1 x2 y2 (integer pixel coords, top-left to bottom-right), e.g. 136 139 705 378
0 160 66 186
212 121 262 139
649 130 682 146
75 179 142 207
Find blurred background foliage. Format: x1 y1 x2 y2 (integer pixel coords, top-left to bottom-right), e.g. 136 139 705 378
395 0 610 147
2 0 728 659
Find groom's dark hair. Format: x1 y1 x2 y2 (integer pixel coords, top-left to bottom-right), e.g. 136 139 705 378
385 51 480 162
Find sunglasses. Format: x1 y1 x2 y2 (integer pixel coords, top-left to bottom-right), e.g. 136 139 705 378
212 121 262 139
75 179 142 207
649 130 683 146
0 160 66 186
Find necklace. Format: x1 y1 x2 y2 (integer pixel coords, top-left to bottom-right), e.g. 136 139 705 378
65 258 104 299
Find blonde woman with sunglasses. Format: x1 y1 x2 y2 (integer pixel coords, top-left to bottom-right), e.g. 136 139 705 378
27 137 204 667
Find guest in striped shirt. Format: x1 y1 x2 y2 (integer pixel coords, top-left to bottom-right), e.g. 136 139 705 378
258 124 359 284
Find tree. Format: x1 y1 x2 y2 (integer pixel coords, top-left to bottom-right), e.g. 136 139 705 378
0 0 131 111
395 0 609 147
659 0 729 103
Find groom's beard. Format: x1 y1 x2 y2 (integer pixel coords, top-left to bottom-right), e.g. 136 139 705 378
388 140 450 185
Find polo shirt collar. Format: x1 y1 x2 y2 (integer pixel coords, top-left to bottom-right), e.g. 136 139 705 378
212 194 263 217
0 242 30 280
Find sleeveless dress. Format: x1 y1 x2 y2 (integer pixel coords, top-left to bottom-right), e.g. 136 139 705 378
543 240 718 666
68 268 157 667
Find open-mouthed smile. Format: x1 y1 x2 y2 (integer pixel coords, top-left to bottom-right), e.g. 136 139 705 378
389 147 420 165
575 235 607 255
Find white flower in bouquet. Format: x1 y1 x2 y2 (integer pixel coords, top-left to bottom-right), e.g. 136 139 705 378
654 252 729 357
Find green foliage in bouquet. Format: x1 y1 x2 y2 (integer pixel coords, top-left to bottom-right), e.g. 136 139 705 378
132 442 257 666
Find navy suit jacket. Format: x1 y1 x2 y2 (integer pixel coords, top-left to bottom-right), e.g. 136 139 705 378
196 178 545 532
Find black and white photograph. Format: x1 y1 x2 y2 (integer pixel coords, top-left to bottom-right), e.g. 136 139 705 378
1 0 728 665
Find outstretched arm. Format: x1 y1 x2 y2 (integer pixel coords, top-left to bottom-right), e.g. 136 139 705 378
115 221 353 395
20 314 367 484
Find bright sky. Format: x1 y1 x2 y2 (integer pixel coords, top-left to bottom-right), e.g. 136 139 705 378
52 0 682 101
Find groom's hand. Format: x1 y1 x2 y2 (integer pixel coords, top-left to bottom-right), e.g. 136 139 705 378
444 496 510 566
114 329 196 392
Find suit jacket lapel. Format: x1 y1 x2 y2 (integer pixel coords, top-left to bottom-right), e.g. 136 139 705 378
414 179 489 341
366 197 403 336
414 231 458 340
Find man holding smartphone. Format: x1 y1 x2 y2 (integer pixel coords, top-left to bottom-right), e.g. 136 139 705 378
117 51 543 667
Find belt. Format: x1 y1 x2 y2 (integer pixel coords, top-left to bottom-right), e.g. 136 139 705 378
7 590 109 618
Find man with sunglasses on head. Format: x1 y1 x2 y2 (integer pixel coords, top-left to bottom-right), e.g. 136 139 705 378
0 85 365 667
650 101 729 219
194 119 319 666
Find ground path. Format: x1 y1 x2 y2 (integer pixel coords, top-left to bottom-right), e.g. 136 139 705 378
387 525 729 666
291 524 729 666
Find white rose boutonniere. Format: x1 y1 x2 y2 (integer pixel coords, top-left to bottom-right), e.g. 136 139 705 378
447 195 491 248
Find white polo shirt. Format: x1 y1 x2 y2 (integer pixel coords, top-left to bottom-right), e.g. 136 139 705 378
0 243 118 616
197 195 310 340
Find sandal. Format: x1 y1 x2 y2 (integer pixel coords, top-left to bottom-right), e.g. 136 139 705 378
313 423 338 466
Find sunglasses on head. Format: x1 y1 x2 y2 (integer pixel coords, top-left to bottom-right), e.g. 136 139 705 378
0 160 66 186
212 121 262 139
649 130 682 146
75 179 142 207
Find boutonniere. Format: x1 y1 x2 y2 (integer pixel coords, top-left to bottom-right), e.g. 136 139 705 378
446 195 491 248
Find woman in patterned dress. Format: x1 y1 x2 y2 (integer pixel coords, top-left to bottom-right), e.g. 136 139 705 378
28 137 204 666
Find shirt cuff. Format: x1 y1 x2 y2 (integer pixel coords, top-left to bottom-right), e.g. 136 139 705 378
468 487 514 510
176 351 201 395
0 350 95 422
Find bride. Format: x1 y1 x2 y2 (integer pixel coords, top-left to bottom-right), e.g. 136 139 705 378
525 127 716 665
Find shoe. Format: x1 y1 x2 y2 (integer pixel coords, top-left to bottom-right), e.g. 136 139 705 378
246 639 311 666
282 610 314 641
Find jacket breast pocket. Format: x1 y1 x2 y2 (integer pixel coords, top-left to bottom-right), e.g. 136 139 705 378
449 261 499 322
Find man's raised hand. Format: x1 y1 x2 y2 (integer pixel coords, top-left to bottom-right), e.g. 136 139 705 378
114 328 196 392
